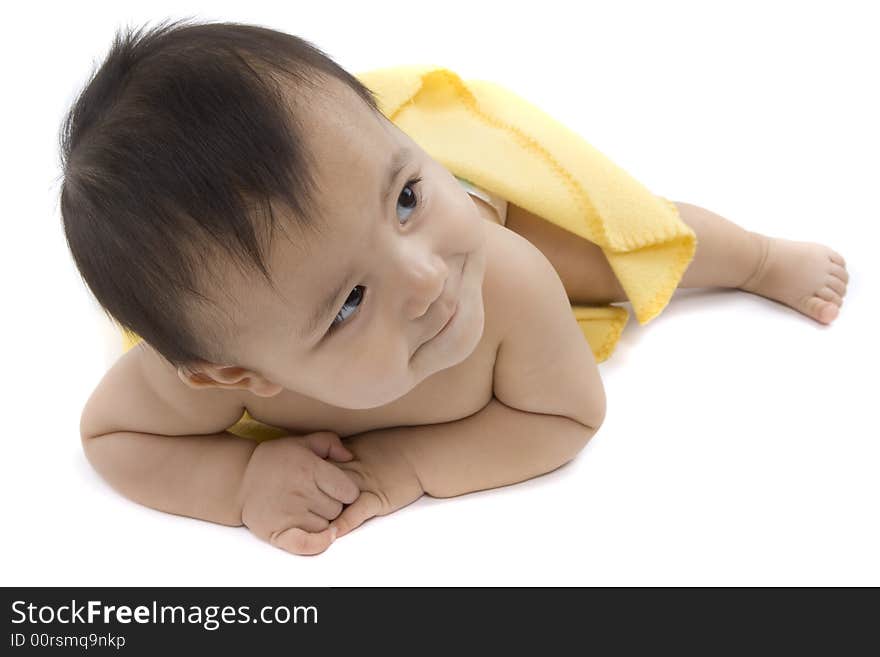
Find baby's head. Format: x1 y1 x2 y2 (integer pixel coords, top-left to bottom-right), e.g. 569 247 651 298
60 19 487 409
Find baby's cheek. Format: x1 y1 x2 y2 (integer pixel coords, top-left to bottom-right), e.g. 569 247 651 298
326 356 397 409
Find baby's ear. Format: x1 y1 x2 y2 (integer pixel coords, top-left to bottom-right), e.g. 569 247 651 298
177 363 283 398
176 363 220 390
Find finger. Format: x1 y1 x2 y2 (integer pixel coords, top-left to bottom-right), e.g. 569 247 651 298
329 492 382 539
269 523 336 556
293 510 331 533
314 460 361 504
303 432 354 462
327 437 354 462
307 490 344 521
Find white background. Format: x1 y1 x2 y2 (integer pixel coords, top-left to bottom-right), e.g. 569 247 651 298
2 0 876 586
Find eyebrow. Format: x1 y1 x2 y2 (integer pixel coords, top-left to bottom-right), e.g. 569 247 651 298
300 146 414 340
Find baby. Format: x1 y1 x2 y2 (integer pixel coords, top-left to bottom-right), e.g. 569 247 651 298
65 20 848 556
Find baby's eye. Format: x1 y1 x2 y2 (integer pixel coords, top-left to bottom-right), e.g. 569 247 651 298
329 285 365 332
397 176 423 225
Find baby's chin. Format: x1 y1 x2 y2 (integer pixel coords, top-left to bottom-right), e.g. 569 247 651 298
332 342 482 411
412 290 485 378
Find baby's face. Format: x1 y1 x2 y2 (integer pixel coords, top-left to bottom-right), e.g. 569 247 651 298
214 78 488 409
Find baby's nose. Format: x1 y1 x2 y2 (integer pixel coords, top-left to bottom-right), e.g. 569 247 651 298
402 257 450 320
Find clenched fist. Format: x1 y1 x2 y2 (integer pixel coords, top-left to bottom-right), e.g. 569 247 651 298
236 431 359 555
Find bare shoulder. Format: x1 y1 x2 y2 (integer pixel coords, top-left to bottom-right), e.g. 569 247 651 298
481 219 567 337
482 220 607 429
81 341 246 440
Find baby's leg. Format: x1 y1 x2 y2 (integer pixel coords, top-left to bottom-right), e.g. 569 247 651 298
670 202 848 324
504 202 630 305
505 201 849 324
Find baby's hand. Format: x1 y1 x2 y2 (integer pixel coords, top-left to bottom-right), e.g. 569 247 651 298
237 432 360 556
329 433 424 539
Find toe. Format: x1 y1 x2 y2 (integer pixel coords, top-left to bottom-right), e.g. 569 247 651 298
804 296 838 324
826 276 847 297
829 251 846 268
822 302 839 323
816 285 843 306
830 263 849 284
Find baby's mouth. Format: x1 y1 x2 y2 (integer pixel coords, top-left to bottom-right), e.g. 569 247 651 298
427 301 458 343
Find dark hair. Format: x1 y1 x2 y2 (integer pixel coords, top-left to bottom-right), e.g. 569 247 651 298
58 17 382 369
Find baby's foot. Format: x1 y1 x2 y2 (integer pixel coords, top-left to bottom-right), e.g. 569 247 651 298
740 232 848 324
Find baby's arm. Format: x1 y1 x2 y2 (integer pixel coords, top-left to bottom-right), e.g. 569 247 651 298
80 345 254 524
81 344 358 555
330 233 605 535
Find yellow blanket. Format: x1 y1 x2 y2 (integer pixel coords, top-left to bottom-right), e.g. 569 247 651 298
119 65 696 441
